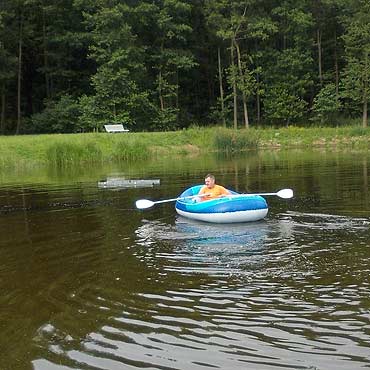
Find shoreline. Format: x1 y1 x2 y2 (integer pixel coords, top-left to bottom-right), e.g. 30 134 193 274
1 126 369 168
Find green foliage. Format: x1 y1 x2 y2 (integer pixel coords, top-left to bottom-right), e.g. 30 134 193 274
2 127 370 169
0 22 16 85
77 95 102 132
236 64 256 98
31 95 81 133
152 107 180 131
263 48 314 98
340 0 370 124
0 0 368 131
46 141 102 166
264 87 307 125
312 83 342 123
347 125 369 136
272 1 314 47
213 127 260 152
209 98 232 125
82 3 154 131
152 0 196 127
112 138 150 161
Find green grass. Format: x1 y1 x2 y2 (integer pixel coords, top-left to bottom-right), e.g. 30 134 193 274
112 138 150 161
214 127 260 152
1 125 370 169
46 141 103 166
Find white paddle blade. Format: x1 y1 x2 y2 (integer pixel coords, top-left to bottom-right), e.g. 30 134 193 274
135 199 155 209
277 188 293 199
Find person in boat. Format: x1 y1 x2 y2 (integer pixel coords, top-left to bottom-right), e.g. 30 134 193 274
198 174 230 201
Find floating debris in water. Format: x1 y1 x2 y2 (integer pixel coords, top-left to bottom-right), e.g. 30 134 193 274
98 177 160 189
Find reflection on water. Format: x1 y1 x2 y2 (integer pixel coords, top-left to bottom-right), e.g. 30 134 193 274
0 150 370 369
30 210 370 370
135 218 273 276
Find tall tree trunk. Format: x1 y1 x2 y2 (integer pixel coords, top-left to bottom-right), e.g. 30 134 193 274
42 8 50 99
231 40 237 130
217 47 226 127
334 30 339 97
363 97 368 128
175 69 179 109
235 40 249 128
317 28 323 86
363 51 368 128
1 87 5 134
158 70 164 111
229 4 246 129
256 71 261 125
16 14 23 135
158 41 165 111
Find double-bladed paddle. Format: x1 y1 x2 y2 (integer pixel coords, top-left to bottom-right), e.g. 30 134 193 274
135 188 293 210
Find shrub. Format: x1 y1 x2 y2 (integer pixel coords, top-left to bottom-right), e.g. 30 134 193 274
112 138 150 161
214 128 260 152
32 95 81 133
46 141 102 166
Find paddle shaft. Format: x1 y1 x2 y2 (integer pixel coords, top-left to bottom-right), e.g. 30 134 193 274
154 193 205 204
229 188 293 199
135 193 209 209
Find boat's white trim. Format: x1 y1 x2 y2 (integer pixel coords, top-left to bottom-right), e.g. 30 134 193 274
176 208 268 223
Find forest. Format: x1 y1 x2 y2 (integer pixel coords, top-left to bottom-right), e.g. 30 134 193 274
0 0 369 134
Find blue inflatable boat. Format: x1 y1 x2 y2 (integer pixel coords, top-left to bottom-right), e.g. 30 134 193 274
175 185 268 223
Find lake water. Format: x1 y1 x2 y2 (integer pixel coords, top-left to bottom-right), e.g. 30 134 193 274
0 150 369 370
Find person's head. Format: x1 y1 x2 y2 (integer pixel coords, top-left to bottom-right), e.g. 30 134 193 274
204 174 215 189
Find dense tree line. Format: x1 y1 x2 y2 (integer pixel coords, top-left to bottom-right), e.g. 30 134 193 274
0 0 369 134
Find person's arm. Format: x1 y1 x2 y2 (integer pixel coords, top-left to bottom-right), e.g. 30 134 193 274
198 186 206 195
196 186 208 202
217 185 230 197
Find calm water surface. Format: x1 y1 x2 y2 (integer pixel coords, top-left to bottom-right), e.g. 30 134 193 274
0 150 370 370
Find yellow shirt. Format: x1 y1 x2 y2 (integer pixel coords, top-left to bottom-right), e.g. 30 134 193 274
198 184 229 201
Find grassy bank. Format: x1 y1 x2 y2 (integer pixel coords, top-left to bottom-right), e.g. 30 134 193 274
1 126 370 168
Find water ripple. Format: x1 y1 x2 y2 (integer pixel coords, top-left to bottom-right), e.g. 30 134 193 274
26 211 370 368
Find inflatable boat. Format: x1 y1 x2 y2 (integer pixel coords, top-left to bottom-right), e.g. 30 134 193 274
175 185 268 223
